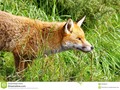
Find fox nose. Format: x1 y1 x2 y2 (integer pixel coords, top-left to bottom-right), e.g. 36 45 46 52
91 46 94 50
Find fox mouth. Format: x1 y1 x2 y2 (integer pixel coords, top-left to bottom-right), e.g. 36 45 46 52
75 47 92 53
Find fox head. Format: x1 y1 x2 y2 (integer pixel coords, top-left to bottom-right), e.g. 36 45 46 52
62 16 93 52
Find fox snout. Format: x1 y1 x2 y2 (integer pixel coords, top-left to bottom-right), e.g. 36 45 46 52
62 40 93 53
81 40 93 52
80 45 94 52
76 40 93 52
73 43 93 52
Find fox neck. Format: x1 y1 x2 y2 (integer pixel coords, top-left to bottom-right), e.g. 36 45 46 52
36 21 66 55
43 45 65 55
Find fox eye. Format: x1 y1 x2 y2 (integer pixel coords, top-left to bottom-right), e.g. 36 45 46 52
77 37 81 40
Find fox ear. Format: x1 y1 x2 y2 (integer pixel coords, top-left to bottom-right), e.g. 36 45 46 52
77 16 86 27
64 19 74 34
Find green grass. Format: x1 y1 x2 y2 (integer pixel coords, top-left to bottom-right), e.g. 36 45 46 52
0 0 120 81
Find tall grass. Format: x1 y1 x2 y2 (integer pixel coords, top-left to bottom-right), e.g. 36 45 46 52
0 0 120 81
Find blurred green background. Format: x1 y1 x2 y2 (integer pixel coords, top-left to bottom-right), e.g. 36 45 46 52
0 0 120 81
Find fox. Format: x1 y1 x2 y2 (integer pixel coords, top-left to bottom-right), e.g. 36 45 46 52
0 11 93 72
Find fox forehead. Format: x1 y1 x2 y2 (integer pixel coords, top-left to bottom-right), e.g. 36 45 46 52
71 23 85 38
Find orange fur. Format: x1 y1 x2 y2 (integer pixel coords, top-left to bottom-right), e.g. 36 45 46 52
0 11 93 72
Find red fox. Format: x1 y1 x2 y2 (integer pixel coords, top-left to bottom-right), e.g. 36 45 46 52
0 11 93 72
